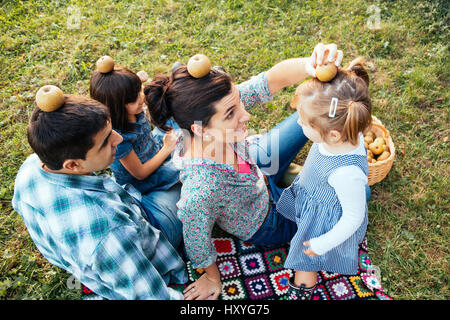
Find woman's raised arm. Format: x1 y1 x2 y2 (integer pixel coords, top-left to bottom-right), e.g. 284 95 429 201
265 43 343 95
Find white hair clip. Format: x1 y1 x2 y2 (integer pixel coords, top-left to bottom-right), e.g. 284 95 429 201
329 97 338 118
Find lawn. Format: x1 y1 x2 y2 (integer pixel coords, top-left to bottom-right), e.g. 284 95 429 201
0 0 448 300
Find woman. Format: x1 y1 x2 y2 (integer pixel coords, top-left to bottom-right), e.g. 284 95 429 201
144 43 344 300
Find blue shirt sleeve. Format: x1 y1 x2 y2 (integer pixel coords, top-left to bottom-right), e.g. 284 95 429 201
115 132 135 160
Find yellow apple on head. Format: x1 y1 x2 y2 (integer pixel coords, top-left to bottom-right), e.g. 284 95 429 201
36 85 64 112
96 55 115 73
316 62 337 82
369 141 383 155
187 54 211 78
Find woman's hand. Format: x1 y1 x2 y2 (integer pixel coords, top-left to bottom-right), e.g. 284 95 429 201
183 273 222 300
305 43 344 78
266 43 344 94
303 241 319 257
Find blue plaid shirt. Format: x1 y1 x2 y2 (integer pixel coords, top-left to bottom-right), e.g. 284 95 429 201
12 154 187 300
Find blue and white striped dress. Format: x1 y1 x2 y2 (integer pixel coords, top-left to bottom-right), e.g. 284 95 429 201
276 143 369 275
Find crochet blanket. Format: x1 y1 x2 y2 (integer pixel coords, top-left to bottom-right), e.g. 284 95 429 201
81 236 392 300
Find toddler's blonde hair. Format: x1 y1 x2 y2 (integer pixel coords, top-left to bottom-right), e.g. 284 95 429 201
292 57 372 145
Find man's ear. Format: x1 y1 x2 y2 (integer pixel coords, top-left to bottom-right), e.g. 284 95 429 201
61 159 84 173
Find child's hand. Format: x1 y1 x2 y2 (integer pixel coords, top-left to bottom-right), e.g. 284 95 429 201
303 241 319 257
183 274 222 300
306 43 344 78
162 129 178 151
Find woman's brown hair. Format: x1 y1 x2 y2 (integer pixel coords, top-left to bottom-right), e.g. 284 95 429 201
293 57 372 145
144 65 233 133
89 67 142 132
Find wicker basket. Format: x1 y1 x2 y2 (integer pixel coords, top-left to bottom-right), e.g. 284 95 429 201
365 116 395 186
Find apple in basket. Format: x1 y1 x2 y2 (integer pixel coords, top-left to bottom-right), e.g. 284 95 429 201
364 130 390 163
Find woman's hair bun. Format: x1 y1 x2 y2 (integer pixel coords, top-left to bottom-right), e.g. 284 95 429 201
144 74 173 131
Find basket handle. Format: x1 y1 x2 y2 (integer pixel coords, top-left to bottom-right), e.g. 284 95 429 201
370 122 390 138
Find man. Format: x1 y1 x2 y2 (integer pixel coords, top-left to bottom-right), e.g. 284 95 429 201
12 93 187 299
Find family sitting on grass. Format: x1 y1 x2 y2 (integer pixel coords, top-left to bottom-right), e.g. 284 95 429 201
12 43 375 300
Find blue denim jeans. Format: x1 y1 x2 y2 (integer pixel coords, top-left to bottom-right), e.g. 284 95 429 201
139 182 183 249
246 112 307 247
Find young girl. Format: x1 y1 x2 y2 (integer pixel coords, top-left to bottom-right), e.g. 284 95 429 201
89 61 183 248
277 57 372 300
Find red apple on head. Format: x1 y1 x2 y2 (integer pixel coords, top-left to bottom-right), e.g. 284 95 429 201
96 55 114 73
35 85 64 112
187 54 211 78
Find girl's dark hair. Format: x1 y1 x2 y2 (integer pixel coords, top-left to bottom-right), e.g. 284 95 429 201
89 67 142 132
27 95 110 170
144 65 232 133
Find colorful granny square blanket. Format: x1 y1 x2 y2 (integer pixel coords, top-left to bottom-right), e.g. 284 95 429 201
81 236 392 300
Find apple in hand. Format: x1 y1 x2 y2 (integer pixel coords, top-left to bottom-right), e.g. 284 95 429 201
36 85 64 112
187 54 211 78
96 55 114 73
316 62 338 82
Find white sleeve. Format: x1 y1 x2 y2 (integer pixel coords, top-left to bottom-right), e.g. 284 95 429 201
308 165 367 255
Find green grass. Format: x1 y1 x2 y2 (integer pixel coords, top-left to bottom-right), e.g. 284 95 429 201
0 0 448 300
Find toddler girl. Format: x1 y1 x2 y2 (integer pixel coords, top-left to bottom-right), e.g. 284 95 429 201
89 61 183 248
277 57 372 300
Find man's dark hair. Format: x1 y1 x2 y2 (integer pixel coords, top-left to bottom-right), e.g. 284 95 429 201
27 95 110 170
